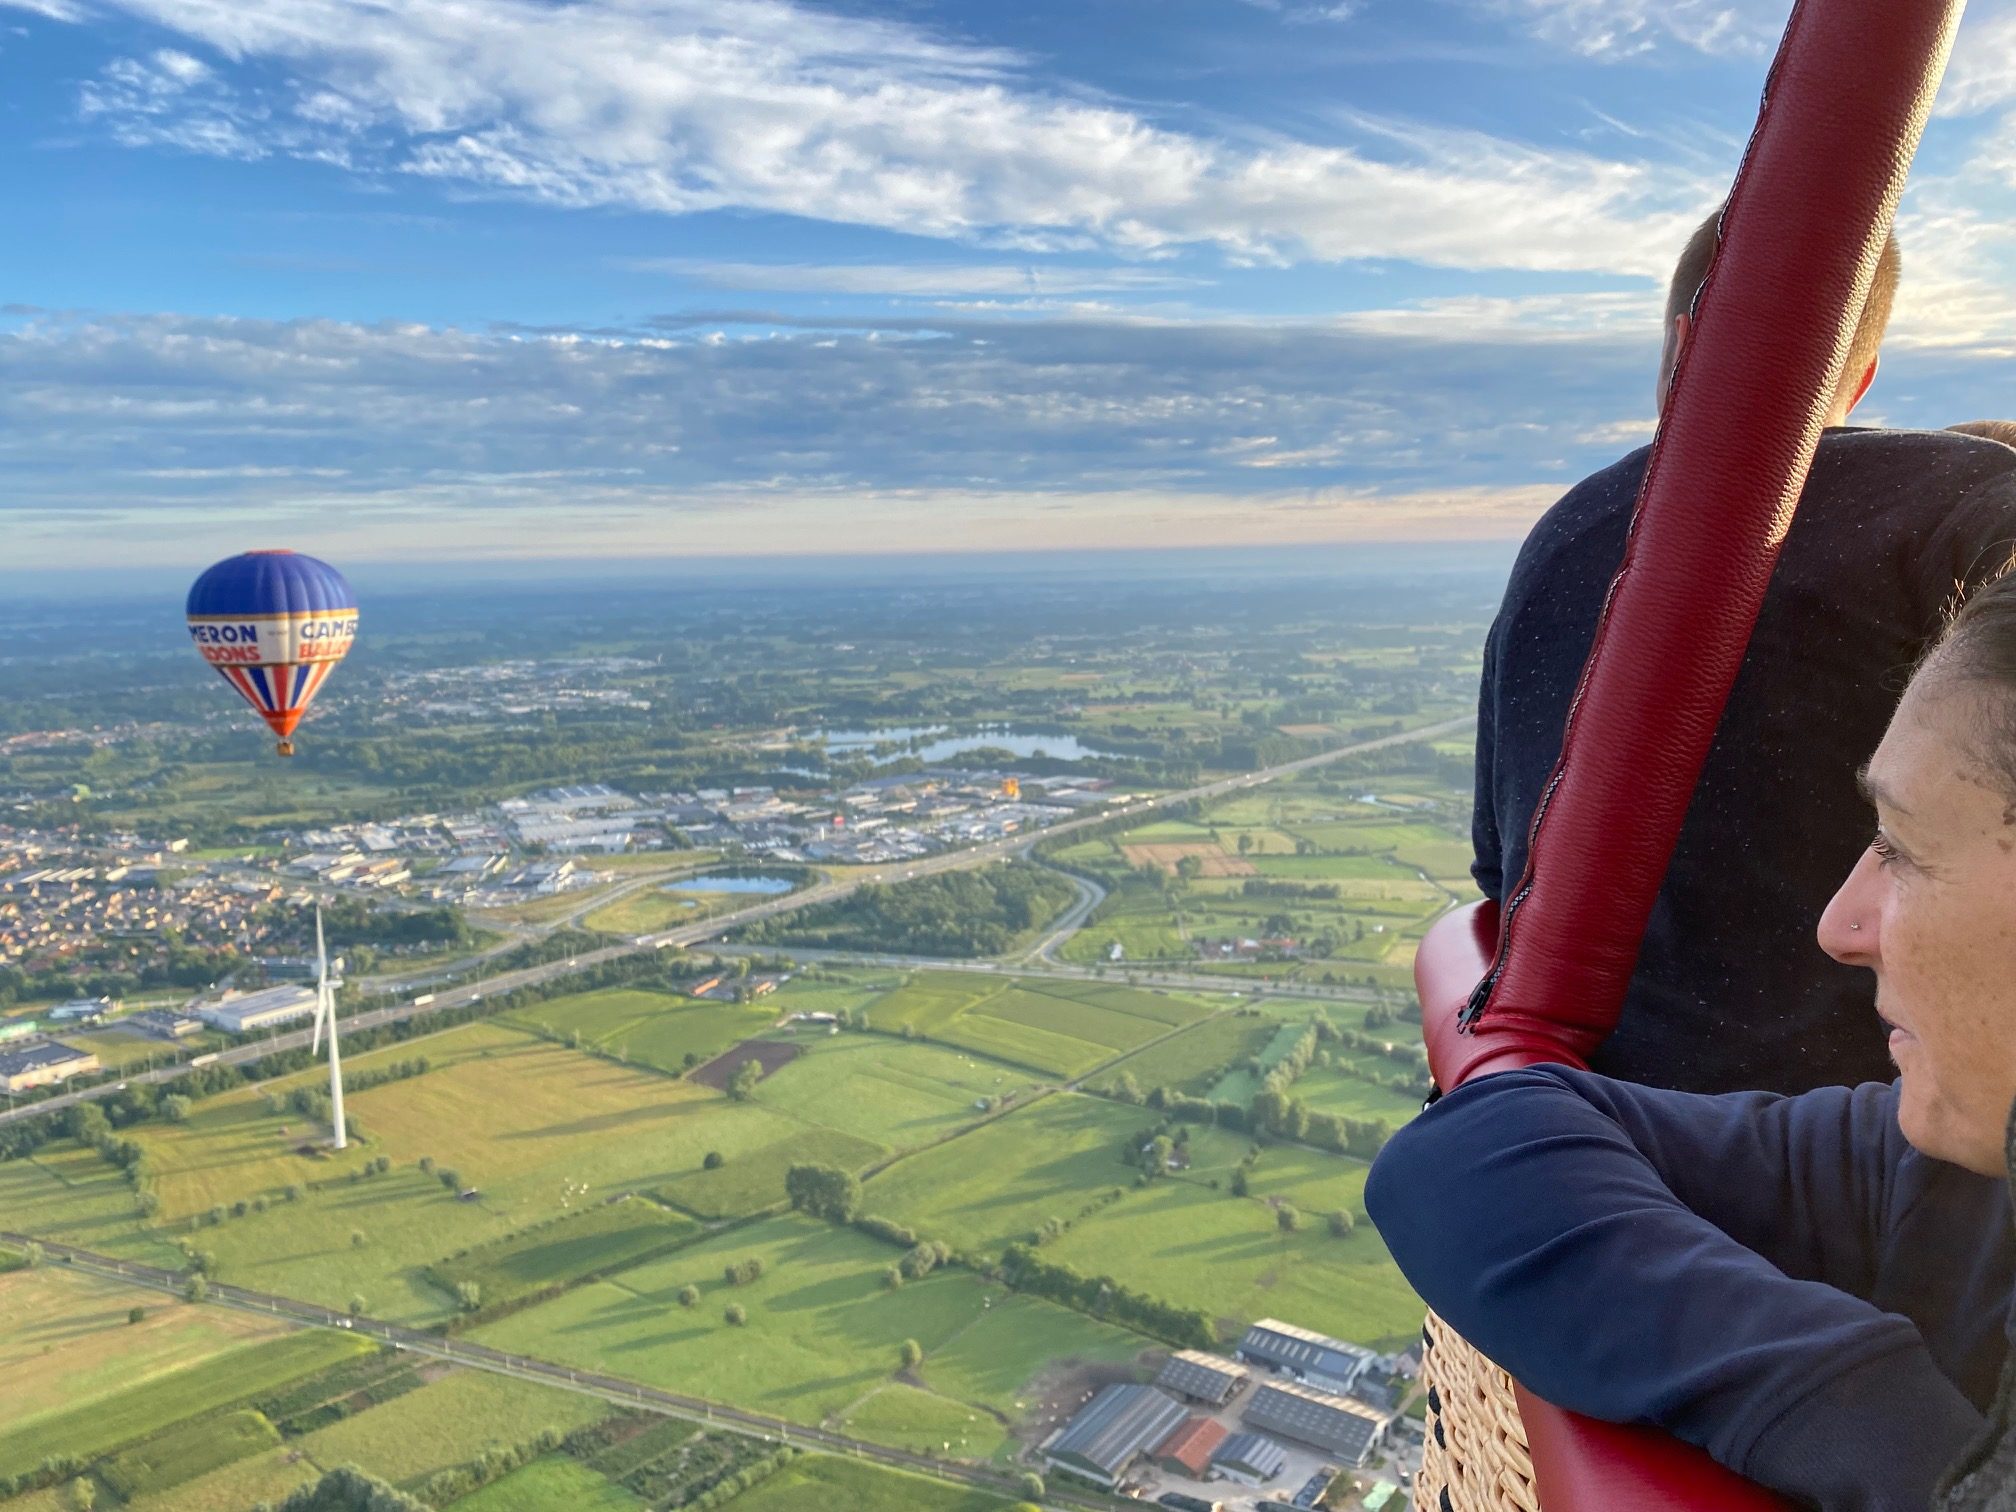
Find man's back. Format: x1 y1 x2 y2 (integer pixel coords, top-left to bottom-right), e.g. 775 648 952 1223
1477 428 2016 1093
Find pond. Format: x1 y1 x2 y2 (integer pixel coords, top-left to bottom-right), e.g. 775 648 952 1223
809 724 1118 764
665 874 798 896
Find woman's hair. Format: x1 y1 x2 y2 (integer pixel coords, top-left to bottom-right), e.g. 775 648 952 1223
1931 558 2016 793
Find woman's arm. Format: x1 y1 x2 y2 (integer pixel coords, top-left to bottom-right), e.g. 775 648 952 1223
1365 1066 1983 1511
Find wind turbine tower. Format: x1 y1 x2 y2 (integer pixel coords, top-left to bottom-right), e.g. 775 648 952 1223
310 906 347 1150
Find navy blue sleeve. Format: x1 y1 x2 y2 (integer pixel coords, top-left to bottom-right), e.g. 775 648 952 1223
1470 617 1504 900
1365 1066 1984 1511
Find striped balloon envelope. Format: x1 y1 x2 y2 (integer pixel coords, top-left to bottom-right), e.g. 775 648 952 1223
186 551 358 757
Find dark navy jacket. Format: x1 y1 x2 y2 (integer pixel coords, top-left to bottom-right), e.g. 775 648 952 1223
1475 429 2016 1093
1366 1067 2015 1511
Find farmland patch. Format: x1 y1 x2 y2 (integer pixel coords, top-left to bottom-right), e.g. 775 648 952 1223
657 1128 885 1219
689 1039 802 1090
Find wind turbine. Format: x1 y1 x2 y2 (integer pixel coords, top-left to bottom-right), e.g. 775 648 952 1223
309 905 347 1151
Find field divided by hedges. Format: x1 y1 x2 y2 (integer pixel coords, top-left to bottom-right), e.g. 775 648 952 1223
0 1329 369 1476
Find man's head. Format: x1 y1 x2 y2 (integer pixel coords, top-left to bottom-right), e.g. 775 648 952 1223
1655 206 1901 421
1820 565 2016 1175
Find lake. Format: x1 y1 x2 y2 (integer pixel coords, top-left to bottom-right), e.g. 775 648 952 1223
809 724 1117 763
665 874 798 896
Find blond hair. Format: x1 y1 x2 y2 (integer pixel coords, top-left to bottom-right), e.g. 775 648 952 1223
1948 420 2016 448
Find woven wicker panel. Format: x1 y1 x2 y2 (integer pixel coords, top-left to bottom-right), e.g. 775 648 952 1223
1417 1311 1539 1512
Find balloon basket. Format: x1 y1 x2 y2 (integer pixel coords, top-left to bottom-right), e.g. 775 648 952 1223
277 740 296 758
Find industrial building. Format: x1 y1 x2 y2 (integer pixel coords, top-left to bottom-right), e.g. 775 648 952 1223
0 1041 99 1093
1152 1415 1228 1478
1243 1381 1388 1467
199 983 320 1034
132 1009 203 1040
1156 1350 1249 1406
1212 1433 1289 1487
49 997 117 1023
1043 1384 1189 1488
0 1020 40 1044
1235 1317 1378 1394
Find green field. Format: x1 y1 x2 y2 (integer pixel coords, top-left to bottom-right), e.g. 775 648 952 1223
657 1128 886 1219
99 1408 280 1501
0 1328 369 1476
0 1266 297 1433
0 1143 170 1264
1096 1014 1278 1096
584 878 803 934
295 1367 609 1488
431 1197 702 1306
474 1213 1127 1435
502 987 776 1075
749 1036 1038 1150
861 974 1207 1080
916 1291 1149 1433
838 1384 1008 1460
127 1447 317 1511
1294 1065 1426 1127
862 1093 1149 1254
454 1454 643 1511
728 1454 1016 1512
474 1215 991 1424
137 1020 811 1319
1041 1132 1423 1348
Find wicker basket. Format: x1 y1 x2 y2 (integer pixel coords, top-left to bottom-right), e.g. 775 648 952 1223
1416 1311 1538 1512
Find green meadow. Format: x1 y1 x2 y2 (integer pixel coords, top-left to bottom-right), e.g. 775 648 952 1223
728 1454 1017 1512
862 1092 1151 1254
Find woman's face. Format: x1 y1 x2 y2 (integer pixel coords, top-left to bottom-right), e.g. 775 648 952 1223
1819 666 2016 1176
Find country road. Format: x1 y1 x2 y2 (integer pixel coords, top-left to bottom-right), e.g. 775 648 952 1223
0 714 1469 1127
4 1232 1131 1512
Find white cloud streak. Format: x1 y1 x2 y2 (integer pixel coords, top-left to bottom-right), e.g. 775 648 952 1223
1491 0 1784 60
622 260 1208 297
44 0 1708 275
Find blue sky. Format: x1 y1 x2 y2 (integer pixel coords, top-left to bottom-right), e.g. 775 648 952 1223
7 0 2016 573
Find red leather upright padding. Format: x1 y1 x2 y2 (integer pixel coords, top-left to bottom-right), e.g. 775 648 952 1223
1460 0 1965 1075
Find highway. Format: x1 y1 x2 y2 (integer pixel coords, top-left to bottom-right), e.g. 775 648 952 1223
0 713 1468 1127
6 1232 1130 1512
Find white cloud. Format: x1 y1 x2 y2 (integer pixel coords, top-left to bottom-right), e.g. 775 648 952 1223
0 0 88 20
45 0 1708 275
1493 0 1783 60
1937 11 2016 115
0 303 1655 519
623 260 1206 297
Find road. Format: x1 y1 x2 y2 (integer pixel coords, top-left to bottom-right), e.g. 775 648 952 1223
1019 870 1107 965
1 713 1468 1127
9 1233 1127 1512
722 942 1388 1007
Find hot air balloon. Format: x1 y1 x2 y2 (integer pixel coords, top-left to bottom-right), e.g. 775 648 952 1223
186 550 357 757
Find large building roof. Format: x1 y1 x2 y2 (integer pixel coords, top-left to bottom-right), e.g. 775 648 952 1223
200 983 319 1032
0 1040 90 1077
1155 1350 1248 1403
1238 1317 1377 1386
1046 1384 1189 1481
1244 1381 1387 1463
1214 1431 1289 1480
1153 1415 1228 1477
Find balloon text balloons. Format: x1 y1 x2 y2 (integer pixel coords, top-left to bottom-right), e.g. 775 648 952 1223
186 550 358 757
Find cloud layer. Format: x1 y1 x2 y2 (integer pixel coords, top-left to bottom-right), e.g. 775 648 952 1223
0 301 1656 554
38 0 1710 274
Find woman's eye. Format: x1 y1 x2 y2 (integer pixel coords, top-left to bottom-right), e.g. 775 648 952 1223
1871 829 1900 865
